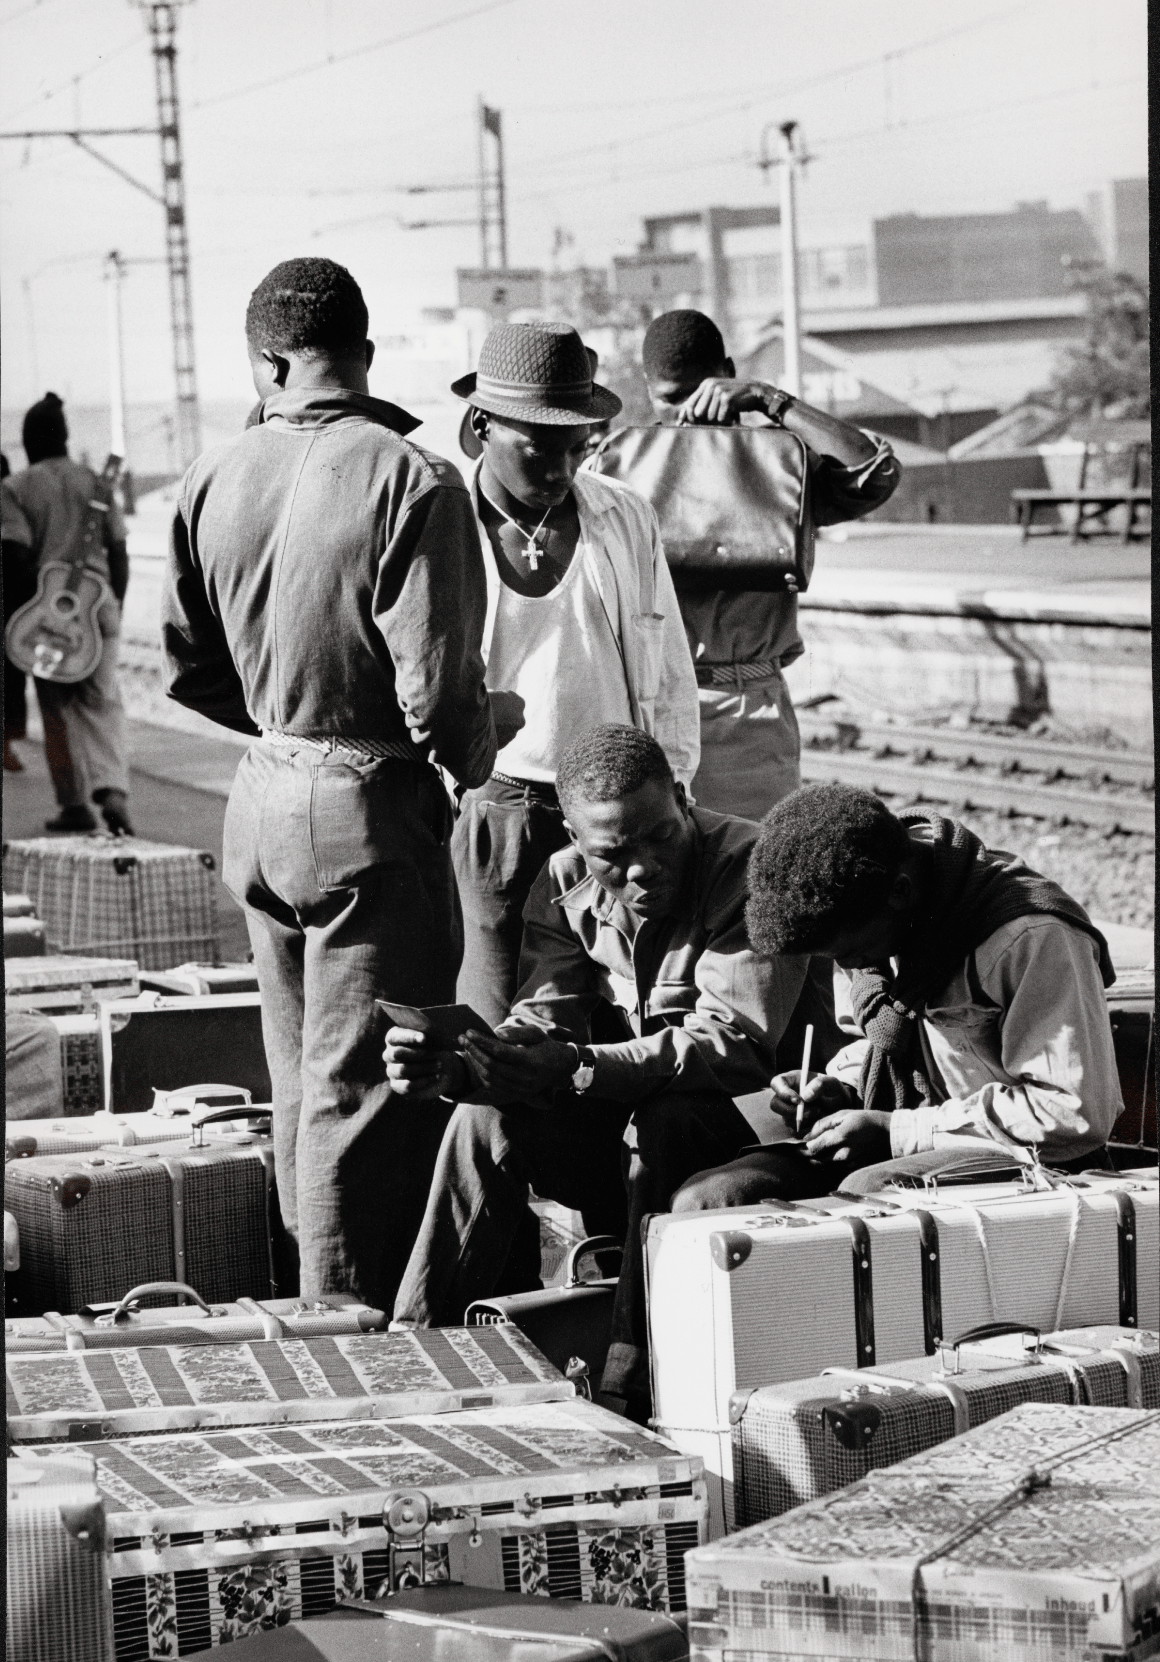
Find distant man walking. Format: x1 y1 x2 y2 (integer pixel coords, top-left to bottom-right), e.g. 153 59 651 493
162 258 510 1308
1 395 133 830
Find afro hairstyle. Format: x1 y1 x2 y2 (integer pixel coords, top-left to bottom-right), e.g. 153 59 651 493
556 723 675 814
745 784 913 956
22 392 68 463
642 309 727 382
245 258 368 358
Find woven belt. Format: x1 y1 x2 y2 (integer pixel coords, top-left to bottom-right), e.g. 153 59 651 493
259 730 419 765
489 771 561 805
695 659 779 688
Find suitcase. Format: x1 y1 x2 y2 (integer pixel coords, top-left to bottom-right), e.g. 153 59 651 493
729 1320 1160 1526
5 914 47 956
1107 966 1157 1152
180 1584 690 1660
5 953 139 1013
644 1180 1159 1535
6 1091 269 1161
3 833 221 971
8 1324 574 1442
140 962 260 997
686 1402 1160 1662
4 891 36 917
51 1013 103 1115
102 993 272 1112
6 1282 386 1353
18 1398 708 1656
5 1116 278 1313
7 1451 115 1662
467 1237 622 1393
532 1197 588 1288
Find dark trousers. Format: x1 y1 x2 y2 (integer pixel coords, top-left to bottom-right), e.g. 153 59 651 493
673 1140 1112 1211
453 776 571 1028
223 742 461 1309
3 543 35 739
393 1090 755 1403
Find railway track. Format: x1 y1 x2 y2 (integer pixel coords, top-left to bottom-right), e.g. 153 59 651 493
797 715 1155 835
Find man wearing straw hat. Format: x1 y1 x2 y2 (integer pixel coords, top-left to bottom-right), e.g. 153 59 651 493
449 319 700 1029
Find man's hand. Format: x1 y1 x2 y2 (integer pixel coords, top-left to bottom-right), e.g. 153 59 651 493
770 1071 859 1136
489 689 526 750
677 378 776 427
383 1026 470 1101
462 1025 575 1102
803 1108 894 1167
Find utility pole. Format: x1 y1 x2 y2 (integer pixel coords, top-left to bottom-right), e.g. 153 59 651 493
139 0 200 466
777 121 802 399
105 250 127 460
1 3 201 470
477 99 507 269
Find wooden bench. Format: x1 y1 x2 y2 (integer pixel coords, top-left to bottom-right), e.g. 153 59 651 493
1011 419 1151 543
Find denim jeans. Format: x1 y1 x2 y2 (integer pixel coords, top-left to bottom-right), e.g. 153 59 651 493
223 741 461 1309
452 776 572 1028
393 1088 754 1405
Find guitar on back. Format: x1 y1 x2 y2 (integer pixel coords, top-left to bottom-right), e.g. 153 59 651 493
5 453 123 684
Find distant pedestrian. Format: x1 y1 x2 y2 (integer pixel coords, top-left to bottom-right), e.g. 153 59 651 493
1 395 133 830
591 310 900 819
450 320 699 1028
162 258 511 1310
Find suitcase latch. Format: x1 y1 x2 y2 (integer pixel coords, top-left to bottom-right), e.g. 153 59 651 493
383 1491 431 1588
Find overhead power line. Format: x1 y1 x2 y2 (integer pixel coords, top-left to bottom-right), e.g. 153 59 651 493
189 0 523 111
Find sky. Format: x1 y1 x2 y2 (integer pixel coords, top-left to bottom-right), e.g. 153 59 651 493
0 0 1148 410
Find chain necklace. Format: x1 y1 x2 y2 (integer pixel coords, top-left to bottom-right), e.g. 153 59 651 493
478 485 556 571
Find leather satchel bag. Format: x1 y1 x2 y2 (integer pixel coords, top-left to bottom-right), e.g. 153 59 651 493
588 423 814 593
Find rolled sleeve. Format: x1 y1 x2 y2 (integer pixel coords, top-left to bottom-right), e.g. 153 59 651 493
812 435 901 527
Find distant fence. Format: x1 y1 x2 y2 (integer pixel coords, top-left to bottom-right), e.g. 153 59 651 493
874 452 1053 525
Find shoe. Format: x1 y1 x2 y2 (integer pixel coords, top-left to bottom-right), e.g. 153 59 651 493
94 789 134 836
4 740 23 772
45 805 98 832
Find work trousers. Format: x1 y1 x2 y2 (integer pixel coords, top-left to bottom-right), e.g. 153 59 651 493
34 600 129 806
453 775 571 1028
691 667 801 821
393 1089 755 1405
673 1139 1113 1211
223 741 462 1309
3 543 35 739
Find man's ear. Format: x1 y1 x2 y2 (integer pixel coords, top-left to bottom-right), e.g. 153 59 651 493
364 339 375 371
562 815 581 849
258 348 291 390
723 356 736 379
886 870 916 913
469 407 489 445
674 781 688 815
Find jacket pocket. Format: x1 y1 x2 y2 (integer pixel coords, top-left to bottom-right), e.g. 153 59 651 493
309 761 447 891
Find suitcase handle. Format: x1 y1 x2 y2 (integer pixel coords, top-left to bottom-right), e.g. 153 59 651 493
942 1321 1041 1367
189 1105 273 1145
563 1235 623 1288
106 1281 214 1321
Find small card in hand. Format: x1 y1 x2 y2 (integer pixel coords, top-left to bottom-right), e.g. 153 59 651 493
376 1001 494 1052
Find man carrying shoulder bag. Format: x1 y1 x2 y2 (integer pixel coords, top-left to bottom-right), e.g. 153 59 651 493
589 310 900 820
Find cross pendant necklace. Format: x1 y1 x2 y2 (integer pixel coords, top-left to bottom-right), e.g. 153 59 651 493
479 486 554 571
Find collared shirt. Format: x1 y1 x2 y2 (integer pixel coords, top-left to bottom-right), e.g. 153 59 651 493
507 806 808 1101
162 387 496 787
472 463 700 788
676 433 900 668
2 457 126 589
828 915 1124 1162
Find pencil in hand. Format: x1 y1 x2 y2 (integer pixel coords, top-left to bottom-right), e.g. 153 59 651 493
796 1022 814 1138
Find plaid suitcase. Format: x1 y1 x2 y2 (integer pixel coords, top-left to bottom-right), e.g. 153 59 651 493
51 1014 103 1115
687 1403 1160 1662
7 1325 574 1442
5 1125 277 1314
5 914 48 956
5 954 139 1013
181 1585 690 1661
3 834 219 972
102 993 271 1112
8 1451 115 1662
6 1285 386 1353
644 1180 1159 1535
729 1321 1160 1525
19 1398 708 1656
140 962 259 997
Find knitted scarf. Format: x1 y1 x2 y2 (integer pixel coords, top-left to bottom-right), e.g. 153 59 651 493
851 813 1115 1116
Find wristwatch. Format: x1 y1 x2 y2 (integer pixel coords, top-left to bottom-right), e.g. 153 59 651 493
764 386 794 427
569 1044 596 1094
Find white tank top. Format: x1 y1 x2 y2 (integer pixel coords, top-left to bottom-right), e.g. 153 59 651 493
485 543 633 782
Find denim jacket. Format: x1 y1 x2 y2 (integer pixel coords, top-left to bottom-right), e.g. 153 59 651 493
162 388 496 787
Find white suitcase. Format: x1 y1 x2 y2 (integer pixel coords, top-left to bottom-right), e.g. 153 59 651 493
6 1092 269 1162
7 1452 115 1662
644 1179 1159 1535
139 961 259 997
5 955 139 1014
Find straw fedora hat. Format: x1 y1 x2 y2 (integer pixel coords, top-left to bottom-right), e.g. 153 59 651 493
452 321 621 426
